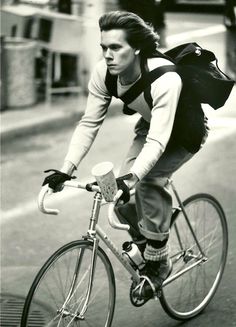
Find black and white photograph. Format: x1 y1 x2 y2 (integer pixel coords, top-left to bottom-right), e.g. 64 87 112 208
1 0 236 326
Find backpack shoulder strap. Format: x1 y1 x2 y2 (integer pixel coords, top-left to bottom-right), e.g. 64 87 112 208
105 70 118 97
120 65 176 105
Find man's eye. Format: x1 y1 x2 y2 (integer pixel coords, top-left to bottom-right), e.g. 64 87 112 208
111 46 121 51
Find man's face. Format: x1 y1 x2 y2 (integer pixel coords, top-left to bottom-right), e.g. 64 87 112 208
100 29 137 76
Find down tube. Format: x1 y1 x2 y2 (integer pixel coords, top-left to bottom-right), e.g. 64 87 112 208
96 225 140 283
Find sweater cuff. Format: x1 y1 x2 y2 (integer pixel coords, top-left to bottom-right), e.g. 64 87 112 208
60 160 77 176
129 169 142 182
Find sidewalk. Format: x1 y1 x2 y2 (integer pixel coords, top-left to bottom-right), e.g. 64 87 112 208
1 94 88 142
1 93 123 142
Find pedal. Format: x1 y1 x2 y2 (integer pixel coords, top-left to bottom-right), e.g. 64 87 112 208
129 281 147 307
129 280 162 307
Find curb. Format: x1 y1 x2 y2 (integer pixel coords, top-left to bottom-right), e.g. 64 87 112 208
1 111 83 142
1 98 123 142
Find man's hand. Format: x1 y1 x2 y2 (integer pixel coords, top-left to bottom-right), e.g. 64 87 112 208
42 169 76 192
116 173 139 204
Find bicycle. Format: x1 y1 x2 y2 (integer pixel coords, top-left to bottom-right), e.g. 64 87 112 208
21 167 228 327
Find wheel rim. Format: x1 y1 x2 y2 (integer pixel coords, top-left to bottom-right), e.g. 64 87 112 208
22 242 115 326
161 195 227 319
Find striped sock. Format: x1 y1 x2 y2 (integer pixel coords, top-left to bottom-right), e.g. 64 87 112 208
144 243 169 261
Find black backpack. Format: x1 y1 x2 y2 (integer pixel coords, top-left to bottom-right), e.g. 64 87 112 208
105 42 235 115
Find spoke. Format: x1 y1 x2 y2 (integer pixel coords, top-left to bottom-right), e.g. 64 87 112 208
23 242 114 327
162 195 227 318
187 226 220 252
67 267 90 304
43 277 60 310
57 311 64 327
44 312 61 327
89 283 106 304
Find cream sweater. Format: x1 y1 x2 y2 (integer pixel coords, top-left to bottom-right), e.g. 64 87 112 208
64 57 182 180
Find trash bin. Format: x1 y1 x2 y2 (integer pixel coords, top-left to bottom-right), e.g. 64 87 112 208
1 37 37 108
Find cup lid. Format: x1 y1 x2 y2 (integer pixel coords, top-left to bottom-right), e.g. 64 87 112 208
91 161 114 177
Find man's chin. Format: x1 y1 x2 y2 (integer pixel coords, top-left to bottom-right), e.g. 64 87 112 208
107 68 119 75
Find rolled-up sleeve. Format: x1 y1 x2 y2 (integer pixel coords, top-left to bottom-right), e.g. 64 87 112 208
130 72 182 180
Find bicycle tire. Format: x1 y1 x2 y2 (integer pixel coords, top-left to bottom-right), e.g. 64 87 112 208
21 239 116 327
160 193 228 320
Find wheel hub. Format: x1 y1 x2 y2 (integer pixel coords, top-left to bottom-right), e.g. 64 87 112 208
58 308 85 320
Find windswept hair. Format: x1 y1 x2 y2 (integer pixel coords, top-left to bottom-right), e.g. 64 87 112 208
99 11 159 57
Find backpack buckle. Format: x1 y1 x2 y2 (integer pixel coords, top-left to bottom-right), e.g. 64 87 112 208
195 47 202 56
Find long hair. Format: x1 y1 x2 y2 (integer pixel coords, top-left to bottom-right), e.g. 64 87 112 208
99 11 159 57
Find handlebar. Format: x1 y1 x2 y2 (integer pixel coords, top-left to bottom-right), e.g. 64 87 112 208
38 185 59 215
108 189 130 231
38 180 134 231
38 180 100 215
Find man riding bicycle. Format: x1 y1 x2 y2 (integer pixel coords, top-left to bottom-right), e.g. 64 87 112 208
43 11 208 302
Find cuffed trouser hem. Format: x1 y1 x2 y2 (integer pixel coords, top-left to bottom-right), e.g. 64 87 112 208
139 223 169 241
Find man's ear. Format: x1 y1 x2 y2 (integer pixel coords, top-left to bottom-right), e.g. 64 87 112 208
134 49 140 55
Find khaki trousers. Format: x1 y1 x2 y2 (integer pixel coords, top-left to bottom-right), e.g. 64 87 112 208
119 121 194 241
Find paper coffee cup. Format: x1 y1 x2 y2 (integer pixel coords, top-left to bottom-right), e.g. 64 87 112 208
91 162 118 202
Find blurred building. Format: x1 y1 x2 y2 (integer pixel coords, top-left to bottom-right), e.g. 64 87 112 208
1 0 121 107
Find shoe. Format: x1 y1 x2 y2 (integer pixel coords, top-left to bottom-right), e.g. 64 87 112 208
132 258 172 302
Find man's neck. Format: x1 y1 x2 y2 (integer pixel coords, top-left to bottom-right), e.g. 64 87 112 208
119 57 141 85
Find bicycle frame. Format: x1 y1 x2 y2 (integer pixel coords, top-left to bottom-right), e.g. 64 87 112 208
163 179 208 287
78 182 208 313
38 178 209 317
60 190 141 320
85 191 140 301
169 179 207 258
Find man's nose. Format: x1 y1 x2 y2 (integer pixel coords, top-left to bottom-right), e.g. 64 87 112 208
104 48 113 59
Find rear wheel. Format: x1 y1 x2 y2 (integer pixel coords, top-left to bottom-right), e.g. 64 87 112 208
21 240 116 326
160 194 228 320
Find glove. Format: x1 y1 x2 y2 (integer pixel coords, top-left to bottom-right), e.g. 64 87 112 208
42 169 76 192
88 175 131 203
116 179 130 204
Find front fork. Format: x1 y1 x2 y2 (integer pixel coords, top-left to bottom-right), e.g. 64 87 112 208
77 236 99 319
59 192 102 320
58 236 99 320
75 191 103 319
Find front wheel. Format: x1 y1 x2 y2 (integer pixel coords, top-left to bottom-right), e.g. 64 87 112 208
21 239 116 327
160 193 228 320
